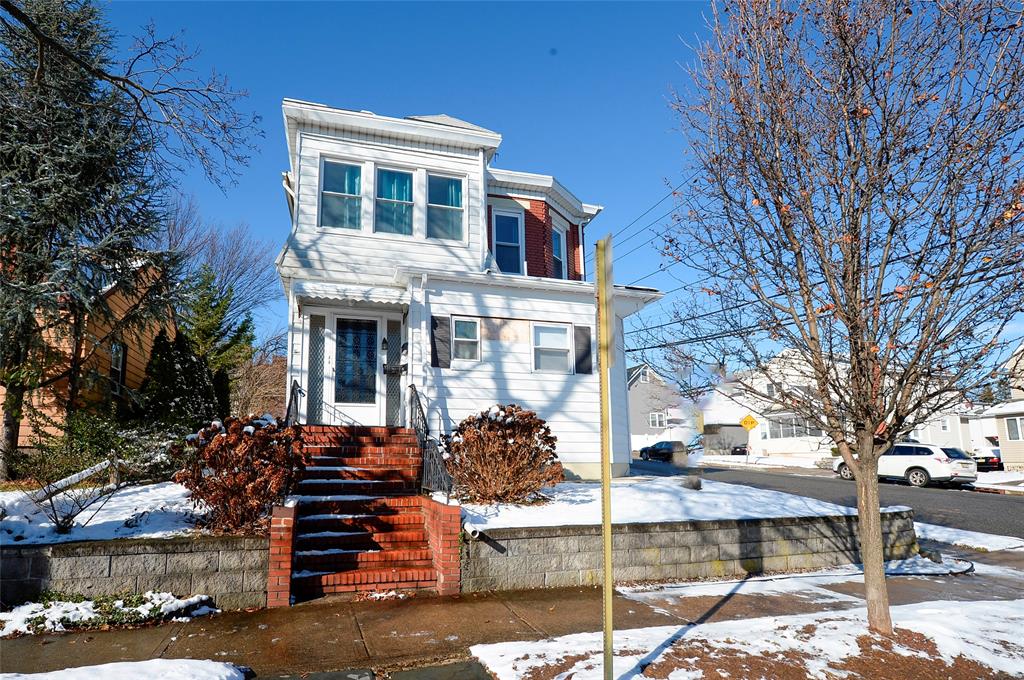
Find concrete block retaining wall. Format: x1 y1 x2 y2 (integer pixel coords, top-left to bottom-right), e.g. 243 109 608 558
461 509 917 592
1 535 268 609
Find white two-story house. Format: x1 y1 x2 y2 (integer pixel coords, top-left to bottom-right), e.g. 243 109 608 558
275 100 661 478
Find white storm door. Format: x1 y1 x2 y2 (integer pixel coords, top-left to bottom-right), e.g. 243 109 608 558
326 315 384 426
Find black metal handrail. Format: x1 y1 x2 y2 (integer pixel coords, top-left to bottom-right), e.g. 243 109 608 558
284 379 303 427
408 384 453 498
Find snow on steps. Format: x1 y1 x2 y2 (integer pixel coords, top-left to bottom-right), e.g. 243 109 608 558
291 425 435 600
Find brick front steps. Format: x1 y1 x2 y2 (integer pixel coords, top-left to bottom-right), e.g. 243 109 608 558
281 425 449 602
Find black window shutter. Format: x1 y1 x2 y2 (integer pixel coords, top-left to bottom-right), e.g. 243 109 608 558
431 316 451 368
574 326 592 374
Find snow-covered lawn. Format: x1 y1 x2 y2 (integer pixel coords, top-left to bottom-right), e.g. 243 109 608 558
0 482 200 545
975 470 1024 485
692 452 826 469
461 477 907 530
915 522 1024 551
0 591 218 638
0 659 246 679
471 598 1024 679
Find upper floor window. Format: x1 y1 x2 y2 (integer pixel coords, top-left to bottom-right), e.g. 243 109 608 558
639 366 651 383
320 161 362 230
551 226 567 279
427 175 464 241
649 412 666 428
533 323 571 374
375 169 413 235
493 211 523 275
110 341 127 396
1007 416 1023 441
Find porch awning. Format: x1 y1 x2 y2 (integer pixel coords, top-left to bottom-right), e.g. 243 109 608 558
292 280 410 306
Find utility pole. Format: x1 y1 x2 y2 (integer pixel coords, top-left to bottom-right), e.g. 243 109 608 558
596 235 615 680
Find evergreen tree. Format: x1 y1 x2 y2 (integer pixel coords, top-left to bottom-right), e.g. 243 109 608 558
136 330 218 426
178 265 255 415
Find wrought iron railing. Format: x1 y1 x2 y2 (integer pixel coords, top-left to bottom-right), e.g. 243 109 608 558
408 385 453 498
284 379 303 427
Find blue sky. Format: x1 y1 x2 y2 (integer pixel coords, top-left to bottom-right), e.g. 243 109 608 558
103 1 711 341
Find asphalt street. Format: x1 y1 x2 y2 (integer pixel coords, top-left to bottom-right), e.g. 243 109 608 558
631 459 1024 539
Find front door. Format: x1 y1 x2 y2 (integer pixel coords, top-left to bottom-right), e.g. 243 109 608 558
326 315 383 426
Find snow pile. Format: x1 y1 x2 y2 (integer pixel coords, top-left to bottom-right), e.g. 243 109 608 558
0 659 246 679
915 522 1024 551
471 599 1024 679
0 592 217 638
975 471 1024 485
696 454 825 469
0 482 200 545
461 477 907 530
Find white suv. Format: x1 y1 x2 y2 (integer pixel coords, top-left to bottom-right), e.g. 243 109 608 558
833 443 978 488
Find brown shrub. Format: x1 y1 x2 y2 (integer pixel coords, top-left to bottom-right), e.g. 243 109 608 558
173 415 304 532
443 404 563 504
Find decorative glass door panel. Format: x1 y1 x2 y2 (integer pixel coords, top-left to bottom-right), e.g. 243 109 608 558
335 318 378 404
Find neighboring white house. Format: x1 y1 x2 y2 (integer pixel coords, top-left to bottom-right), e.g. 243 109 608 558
274 100 661 478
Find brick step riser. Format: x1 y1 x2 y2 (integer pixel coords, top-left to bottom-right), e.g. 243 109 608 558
299 438 419 448
292 567 437 587
294 558 434 573
295 529 427 544
300 469 420 482
294 548 432 566
296 499 422 515
301 426 415 435
295 542 430 555
304 445 421 455
296 511 424 527
305 458 422 471
296 481 412 494
293 580 438 597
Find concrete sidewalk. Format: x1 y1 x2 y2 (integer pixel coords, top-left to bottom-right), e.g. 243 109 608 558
3 546 1022 678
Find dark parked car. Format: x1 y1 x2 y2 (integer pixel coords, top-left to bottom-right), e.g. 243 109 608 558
730 445 751 456
639 441 676 461
972 446 1003 472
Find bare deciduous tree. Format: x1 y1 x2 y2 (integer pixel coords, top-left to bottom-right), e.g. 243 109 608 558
230 330 287 418
653 0 1024 634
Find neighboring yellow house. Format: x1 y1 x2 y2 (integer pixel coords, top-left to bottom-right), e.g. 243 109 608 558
986 401 1024 471
0 281 174 449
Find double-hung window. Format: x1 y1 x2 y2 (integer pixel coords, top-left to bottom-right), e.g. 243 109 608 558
110 341 127 396
551 226 567 279
452 317 480 362
427 175 464 241
649 412 666 428
375 169 414 235
493 211 523 274
1007 416 1023 441
320 161 362 229
533 323 571 373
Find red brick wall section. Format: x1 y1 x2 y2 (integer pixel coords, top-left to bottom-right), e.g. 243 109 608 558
420 496 462 595
567 222 582 280
267 504 296 607
524 200 552 278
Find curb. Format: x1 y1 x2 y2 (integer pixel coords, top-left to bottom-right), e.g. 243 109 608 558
969 485 1024 496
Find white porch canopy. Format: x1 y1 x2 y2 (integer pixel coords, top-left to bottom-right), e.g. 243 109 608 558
292 280 410 307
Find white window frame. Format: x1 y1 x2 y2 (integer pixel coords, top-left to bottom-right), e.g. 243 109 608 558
1007 416 1023 441
492 208 525 275
318 158 363 230
639 366 650 383
531 322 573 374
551 223 567 279
450 316 480 364
374 166 415 237
649 411 667 428
426 173 466 243
940 417 950 432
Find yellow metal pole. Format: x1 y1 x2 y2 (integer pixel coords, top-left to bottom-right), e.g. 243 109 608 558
596 237 615 680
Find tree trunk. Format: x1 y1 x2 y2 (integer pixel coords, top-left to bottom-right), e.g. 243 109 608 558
854 444 893 635
0 386 26 480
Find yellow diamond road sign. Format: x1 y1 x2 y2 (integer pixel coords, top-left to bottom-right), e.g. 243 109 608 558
740 414 759 431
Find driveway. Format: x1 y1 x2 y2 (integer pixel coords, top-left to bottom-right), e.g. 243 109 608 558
632 459 1024 539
